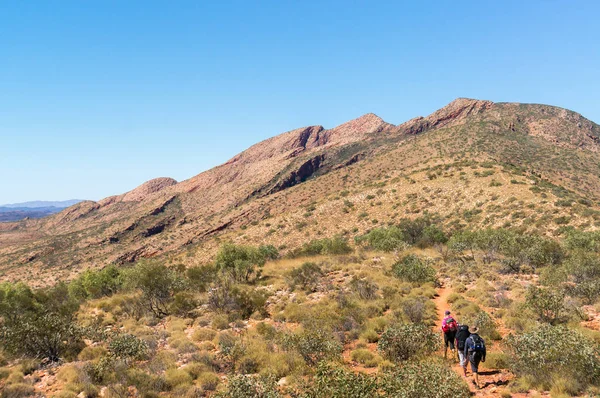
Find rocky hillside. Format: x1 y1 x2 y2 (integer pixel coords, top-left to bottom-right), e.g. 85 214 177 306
2 98 600 286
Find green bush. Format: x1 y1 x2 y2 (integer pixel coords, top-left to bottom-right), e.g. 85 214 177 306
380 361 470 397
349 277 378 300
525 285 570 325
354 227 408 252
291 236 353 257
505 325 600 391
391 254 437 284
69 265 123 299
279 328 342 366
216 374 281 398
208 275 270 318
215 243 275 283
287 262 323 292
0 283 83 362
378 324 439 361
108 333 149 362
462 310 500 340
123 261 186 317
302 362 379 397
186 264 218 292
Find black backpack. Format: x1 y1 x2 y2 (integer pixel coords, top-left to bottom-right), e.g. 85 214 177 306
456 326 470 350
468 334 485 352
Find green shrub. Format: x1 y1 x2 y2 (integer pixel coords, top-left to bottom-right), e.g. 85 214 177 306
69 265 123 299
462 311 500 340
291 236 353 257
525 285 570 325
354 227 408 252
165 368 193 389
216 374 281 398
380 361 470 397
350 349 380 367
287 262 323 292
196 371 219 391
192 327 217 342
1 383 36 398
186 264 218 292
302 362 379 397
378 323 439 361
0 283 83 362
123 261 186 317
108 333 149 361
279 328 342 366
505 325 600 391
391 254 437 284
349 277 378 300
215 243 274 283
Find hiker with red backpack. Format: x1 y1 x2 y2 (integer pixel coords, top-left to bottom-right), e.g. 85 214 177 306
464 326 486 389
441 310 458 359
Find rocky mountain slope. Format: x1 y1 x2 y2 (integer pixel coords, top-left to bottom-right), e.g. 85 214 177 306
1 98 600 286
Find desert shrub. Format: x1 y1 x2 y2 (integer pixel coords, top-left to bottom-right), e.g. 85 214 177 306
287 262 323 292
165 368 193 389
69 265 123 299
0 282 84 362
208 275 270 318
349 277 378 300
401 296 427 324
505 325 600 391
291 236 353 257
354 227 408 252
525 285 570 325
350 349 380 367
215 243 274 283
279 328 342 366
197 371 220 391
1 383 36 398
193 327 217 342
170 291 198 316
78 346 108 361
123 261 186 317
108 333 149 362
378 323 439 361
462 310 500 340
186 264 218 292
258 245 280 261
380 360 470 397
216 374 281 398
360 329 379 343
564 229 600 251
391 254 437 284
302 362 379 397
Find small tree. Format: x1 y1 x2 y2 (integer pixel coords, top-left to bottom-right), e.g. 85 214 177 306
215 243 268 283
124 261 186 317
288 262 323 292
525 285 570 325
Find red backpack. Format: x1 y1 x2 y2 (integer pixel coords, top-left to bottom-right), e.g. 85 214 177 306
442 316 457 333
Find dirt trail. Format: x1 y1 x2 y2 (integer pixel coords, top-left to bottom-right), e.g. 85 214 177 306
434 280 519 397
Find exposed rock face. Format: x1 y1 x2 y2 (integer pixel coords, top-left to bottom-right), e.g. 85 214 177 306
398 98 494 135
119 177 178 203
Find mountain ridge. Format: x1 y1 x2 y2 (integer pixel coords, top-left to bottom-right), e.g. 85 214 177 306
3 98 600 286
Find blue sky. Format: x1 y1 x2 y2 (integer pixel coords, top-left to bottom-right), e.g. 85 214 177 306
1 1 599 204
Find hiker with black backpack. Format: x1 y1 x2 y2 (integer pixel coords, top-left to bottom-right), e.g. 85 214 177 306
464 326 486 389
455 324 470 376
441 310 458 359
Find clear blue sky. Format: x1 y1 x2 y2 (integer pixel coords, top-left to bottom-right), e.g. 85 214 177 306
1 1 599 204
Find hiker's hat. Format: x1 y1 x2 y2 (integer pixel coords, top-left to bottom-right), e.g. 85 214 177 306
471 326 479 333
444 310 451 315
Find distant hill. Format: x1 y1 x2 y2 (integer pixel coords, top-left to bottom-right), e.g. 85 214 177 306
0 199 84 209
2 98 600 286
0 200 84 222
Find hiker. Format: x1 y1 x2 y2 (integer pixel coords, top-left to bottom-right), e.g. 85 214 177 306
441 310 458 359
455 324 471 376
464 326 486 389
